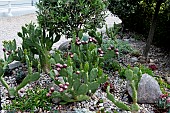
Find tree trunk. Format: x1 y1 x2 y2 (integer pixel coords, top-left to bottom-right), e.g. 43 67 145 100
143 0 163 57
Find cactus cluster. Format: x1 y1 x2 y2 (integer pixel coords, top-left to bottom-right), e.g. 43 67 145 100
106 67 142 112
47 35 115 104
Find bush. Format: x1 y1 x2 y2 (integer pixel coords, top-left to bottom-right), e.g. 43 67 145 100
108 0 170 49
36 0 108 39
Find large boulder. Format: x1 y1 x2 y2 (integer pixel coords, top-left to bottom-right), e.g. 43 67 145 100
127 74 162 104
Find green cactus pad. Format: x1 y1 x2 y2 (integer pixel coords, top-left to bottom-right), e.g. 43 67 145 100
73 79 81 91
125 69 133 81
88 81 100 93
89 68 98 82
77 84 88 95
131 103 140 111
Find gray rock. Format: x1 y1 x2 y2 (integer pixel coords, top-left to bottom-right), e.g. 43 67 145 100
130 57 138 63
8 60 21 69
127 74 162 104
166 77 170 84
58 41 71 51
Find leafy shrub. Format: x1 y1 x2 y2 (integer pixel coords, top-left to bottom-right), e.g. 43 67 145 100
108 0 170 49
36 0 108 38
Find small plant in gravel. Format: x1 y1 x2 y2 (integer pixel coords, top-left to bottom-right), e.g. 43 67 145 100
107 67 141 112
4 87 52 112
0 51 40 98
156 93 170 112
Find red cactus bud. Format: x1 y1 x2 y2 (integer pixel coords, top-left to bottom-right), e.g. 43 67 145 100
99 54 104 57
55 77 58 80
98 48 102 52
8 50 12 54
2 48 6 52
89 38 93 42
81 41 86 45
59 88 64 92
100 51 104 54
56 63 63 68
63 64 67 68
108 47 112 50
46 93 51 97
76 71 80 74
75 41 81 45
63 85 68 90
50 87 55 92
114 48 119 52
56 67 61 71
70 54 74 58
59 84 63 88
110 45 114 50
65 82 69 86
115 52 119 55
85 41 88 44
160 94 168 98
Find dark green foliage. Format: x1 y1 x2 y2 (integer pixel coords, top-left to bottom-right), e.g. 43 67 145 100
37 0 108 38
108 0 170 49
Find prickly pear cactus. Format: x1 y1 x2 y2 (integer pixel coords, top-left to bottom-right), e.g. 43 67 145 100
49 35 109 104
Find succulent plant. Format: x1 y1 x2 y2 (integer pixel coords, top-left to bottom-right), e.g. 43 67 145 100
106 67 142 112
156 93 170 112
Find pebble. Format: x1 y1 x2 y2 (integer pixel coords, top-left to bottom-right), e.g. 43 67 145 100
166 77 170 84
130 57 138 63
